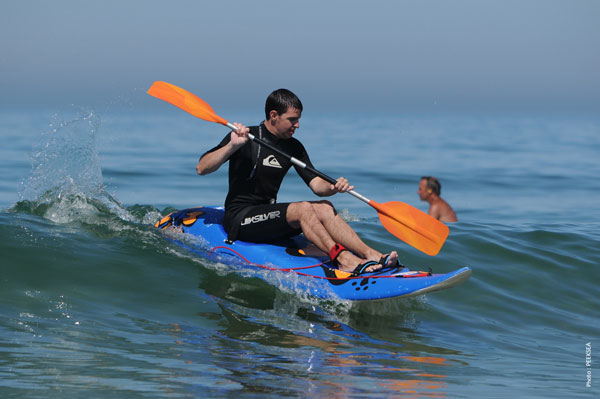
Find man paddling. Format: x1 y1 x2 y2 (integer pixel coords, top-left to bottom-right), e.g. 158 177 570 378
417 176 458 223
196 89 398 275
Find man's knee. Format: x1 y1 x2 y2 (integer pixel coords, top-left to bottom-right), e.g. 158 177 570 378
311 200 337 220
289 200 337 222
287 201 315 223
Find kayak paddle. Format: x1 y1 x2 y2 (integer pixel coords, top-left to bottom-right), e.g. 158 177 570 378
147 81 449 256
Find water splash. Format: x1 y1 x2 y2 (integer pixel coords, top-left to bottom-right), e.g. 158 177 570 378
20 109 102 200
17 108 134 224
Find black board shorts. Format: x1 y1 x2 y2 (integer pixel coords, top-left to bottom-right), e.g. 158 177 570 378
225 203 301 243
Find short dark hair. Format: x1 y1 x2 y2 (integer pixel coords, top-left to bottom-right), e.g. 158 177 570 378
421 176 441 196
265 89 303 120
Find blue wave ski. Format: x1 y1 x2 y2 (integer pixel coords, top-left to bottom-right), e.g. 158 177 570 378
155 206 471 301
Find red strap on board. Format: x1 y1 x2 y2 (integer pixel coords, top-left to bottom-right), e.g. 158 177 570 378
329 243 347 261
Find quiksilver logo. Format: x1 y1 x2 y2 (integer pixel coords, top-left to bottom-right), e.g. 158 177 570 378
240 210 281 225
263 155 282 168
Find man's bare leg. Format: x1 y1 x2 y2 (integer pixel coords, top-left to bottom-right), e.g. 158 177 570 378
286 201 398 272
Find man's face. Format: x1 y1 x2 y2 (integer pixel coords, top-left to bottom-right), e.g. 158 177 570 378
417 179 431 201
270 107 301 139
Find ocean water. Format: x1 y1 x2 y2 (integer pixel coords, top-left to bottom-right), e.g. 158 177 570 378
0 105 598 398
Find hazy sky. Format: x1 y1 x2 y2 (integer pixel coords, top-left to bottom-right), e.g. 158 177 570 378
2 0 599 113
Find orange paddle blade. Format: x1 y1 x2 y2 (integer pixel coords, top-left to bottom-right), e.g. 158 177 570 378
147 81 229 126
370 201 449 256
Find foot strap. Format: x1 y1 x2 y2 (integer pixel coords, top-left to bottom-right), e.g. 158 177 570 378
329 243 347 262
351 260 380 277
378 254 400 267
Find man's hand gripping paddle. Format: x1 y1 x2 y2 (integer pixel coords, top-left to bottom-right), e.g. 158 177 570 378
147 81 449 255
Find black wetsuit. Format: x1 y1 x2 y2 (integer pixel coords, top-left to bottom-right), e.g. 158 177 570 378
202 123 317 242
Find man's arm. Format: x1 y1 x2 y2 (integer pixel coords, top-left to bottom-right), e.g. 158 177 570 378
196 123 249 175
428 201 458 222
428 203 442 220
309 176 353 197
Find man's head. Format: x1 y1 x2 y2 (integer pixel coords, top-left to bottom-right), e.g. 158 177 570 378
265 89 303 120
418 176 441 201
264 89 303 139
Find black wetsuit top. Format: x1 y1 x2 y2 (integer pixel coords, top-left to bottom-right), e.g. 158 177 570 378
202 123 317 239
